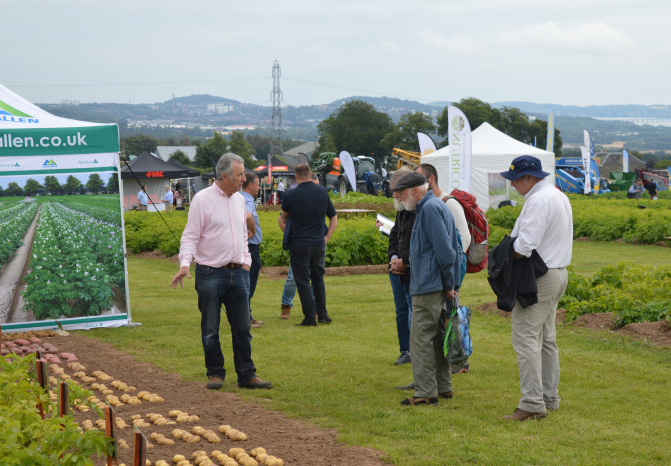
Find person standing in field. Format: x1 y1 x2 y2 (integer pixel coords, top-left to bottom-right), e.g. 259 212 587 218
645 180 659 200
241 173 264 329
414 163 472 374
138 185 149 211
277 179 285 204
499 155 572 421
394 172 462 406
171 153 272 391
279 163 337 327
378 166 414 367
162 185 174 212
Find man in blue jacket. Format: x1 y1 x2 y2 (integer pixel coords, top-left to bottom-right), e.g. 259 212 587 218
393 172 462 406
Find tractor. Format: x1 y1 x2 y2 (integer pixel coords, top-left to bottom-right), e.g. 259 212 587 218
312 152 389 197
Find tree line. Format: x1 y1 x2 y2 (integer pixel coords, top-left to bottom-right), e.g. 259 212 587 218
315 98 564 166
121 131 305 169
0 173 119 197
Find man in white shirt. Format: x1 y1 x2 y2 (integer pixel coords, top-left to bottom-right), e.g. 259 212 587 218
500 155 573 421
137 185 149 211
277 179 285 204
162 185 174 212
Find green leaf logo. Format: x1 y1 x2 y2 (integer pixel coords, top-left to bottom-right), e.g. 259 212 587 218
451 116 465 132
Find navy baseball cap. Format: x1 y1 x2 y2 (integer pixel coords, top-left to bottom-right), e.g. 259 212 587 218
500 155 550 181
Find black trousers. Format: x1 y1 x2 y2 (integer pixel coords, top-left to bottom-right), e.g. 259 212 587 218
289 244 327 323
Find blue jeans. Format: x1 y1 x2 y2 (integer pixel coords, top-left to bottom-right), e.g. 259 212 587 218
248 243 261 320
195 264 256 385
389 272 412 353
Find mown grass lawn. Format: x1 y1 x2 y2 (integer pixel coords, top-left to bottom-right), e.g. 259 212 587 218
84 242 671 465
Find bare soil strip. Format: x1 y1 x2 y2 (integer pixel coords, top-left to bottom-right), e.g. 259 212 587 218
477 301 671 347
0 205 40 323
47 334 385 466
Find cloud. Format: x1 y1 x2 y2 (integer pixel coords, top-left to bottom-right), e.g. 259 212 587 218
419 29 483 54
503 22 638 55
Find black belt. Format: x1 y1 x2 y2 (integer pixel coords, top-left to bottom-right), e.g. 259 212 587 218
223 263 242 269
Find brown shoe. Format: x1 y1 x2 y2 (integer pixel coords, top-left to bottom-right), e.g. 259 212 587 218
251 323 262 328
239 376 272 389
251 319 265 325
206 376 223 390
503 408 547 421
280 305 291 319
438 391 453 399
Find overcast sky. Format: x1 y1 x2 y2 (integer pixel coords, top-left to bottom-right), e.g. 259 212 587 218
4 0 670 107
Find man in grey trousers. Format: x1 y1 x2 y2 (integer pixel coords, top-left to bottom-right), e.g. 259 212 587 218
394 172 462 406
500 155 573 421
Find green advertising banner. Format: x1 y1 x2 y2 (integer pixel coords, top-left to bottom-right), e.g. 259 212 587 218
0 125 119 157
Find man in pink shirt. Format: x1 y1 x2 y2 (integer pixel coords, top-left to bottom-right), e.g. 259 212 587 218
171 153 272 391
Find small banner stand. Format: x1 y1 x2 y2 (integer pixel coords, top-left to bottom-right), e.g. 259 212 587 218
105 405 118 466
35 358 48 419
132 428 147 466
58 380 70 420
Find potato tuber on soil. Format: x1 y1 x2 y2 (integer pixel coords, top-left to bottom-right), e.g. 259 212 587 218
250 448 265 458
169 410 183 418
228 448 245 458
172 455 186 463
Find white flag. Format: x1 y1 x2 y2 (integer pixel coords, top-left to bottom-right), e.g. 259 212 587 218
583 130 590 152
339 151 356 192
417 132 437 157
447 106 472 193
580 147 591 194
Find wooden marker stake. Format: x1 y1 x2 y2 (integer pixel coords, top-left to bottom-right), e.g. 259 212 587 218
104 405 118 466
35 359 48 419
58 380 69 420
132 429 147 466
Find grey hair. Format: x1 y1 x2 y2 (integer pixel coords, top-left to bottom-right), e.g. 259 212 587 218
389 166 412 188
216 153 245 180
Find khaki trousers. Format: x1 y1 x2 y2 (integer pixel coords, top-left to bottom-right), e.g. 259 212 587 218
410 290 452 399
139 205 148 212
164 203 172 212
511 268 568 413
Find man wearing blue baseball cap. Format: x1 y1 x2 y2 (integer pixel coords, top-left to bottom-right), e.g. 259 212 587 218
499 155 573 421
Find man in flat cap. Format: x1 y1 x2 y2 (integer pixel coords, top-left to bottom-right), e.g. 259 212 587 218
393 171 462 406
500 155 573 421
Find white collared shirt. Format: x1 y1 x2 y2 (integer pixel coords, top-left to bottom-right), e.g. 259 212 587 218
510 179 573 268
438 191 472 251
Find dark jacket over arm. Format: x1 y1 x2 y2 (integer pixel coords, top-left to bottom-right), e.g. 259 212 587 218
387 209 416 292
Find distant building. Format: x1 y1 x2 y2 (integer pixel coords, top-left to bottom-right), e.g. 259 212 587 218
155 146 198 162
596 151 645 179
61 100 79 106
281 141 317 167
207 104 234 113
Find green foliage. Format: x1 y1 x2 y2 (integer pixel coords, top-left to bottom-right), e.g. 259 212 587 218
6 182 23 197
380 112 436 151
24 178 44 197
124 210 189 256
560 262 671 327
0 202 38 264
64 176 83 195
0 354 113 465
23 201 125 319
122 134 158 156
85 174 104 194
438 97 563 156
169 149 191 166
259 215 388 267
228 131 258 167
653 159 671 169
44 176 62 196
317 100 394 165
193 131 228 170
487 196 671 245
106 173 119 194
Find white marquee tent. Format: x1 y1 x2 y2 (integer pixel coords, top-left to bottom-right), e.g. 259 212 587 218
421 122 556 209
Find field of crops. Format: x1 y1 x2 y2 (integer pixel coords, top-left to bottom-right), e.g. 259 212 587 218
22 201 125 320
0 202 38 266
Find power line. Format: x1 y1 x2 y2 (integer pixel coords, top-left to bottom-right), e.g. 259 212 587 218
1 61 269 72
7 77 269 88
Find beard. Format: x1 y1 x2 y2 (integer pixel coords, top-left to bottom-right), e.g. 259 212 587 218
401 192 418 211
393 198 405 211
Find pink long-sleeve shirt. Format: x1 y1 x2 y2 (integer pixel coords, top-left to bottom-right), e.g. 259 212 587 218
179 183 251 268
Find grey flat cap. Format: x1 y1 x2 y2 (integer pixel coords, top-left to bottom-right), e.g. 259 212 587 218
391 171 427 192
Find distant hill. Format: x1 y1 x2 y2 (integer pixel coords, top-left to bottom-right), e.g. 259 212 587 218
164 94 241 106
330 96 439 112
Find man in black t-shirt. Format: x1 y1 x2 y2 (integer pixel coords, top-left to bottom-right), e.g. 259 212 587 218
279 163 338 326
645 180 659 199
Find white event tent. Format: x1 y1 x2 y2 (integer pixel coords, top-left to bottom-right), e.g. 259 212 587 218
421 122 556 209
